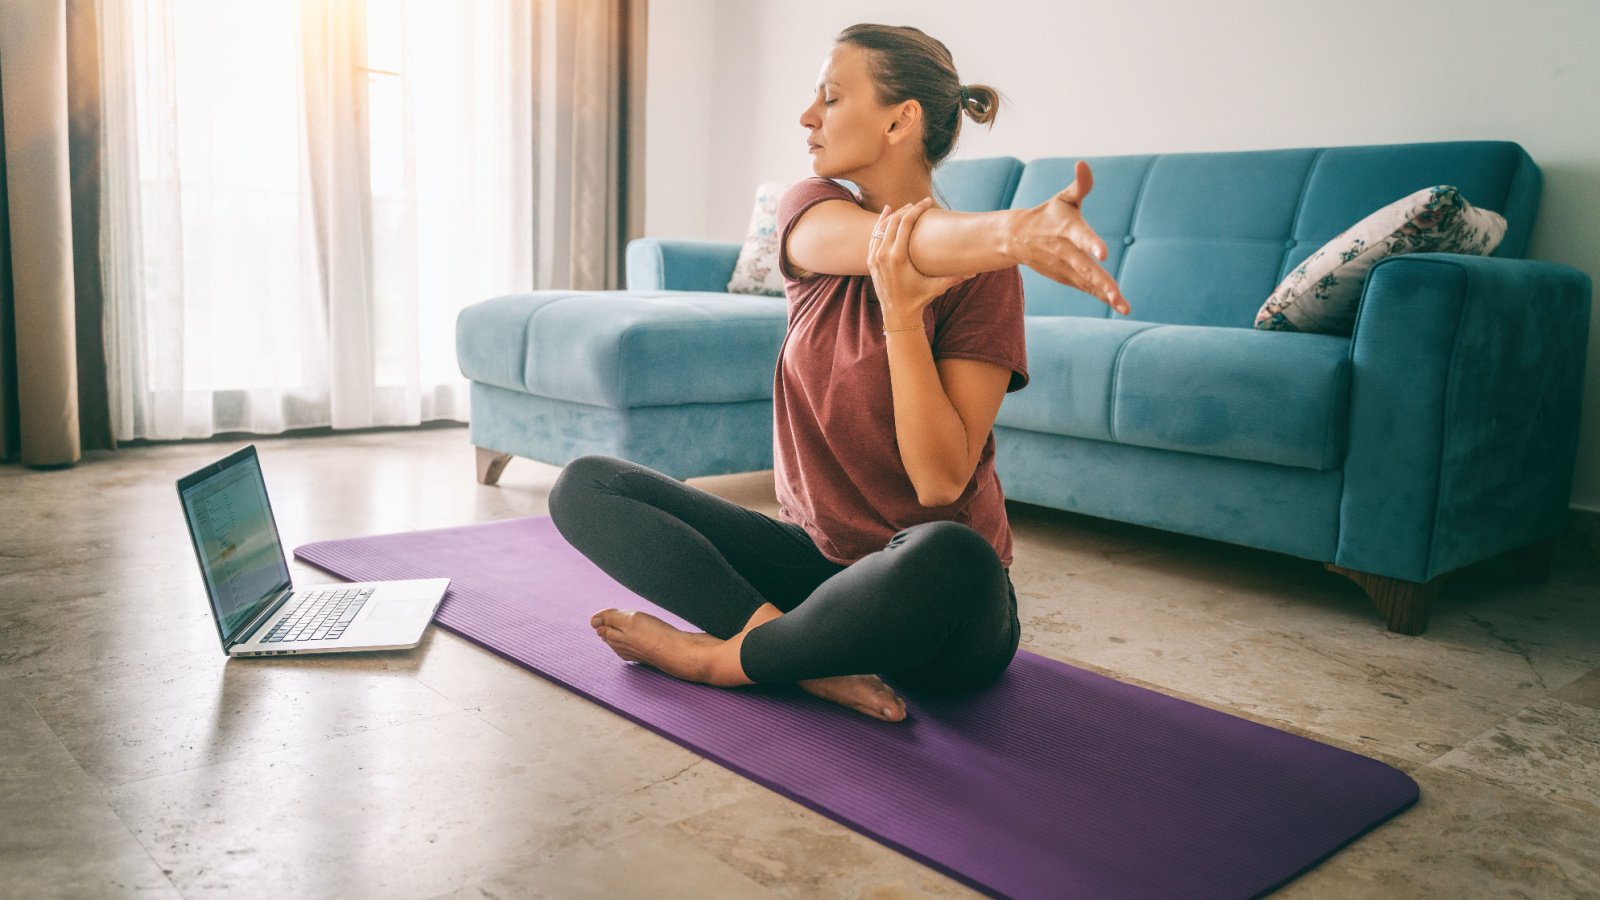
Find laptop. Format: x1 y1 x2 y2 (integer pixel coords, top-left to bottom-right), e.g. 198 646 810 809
177 445 449 657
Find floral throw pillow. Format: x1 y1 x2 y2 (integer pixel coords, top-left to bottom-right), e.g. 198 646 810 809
726 181 787 296
1254 185 1507 335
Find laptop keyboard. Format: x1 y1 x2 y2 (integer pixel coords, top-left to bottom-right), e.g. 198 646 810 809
261 587 374 643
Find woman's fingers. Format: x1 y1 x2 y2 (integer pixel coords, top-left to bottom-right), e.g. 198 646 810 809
1078 221 1109 262
1053 222 1124 311
893 198 933 256
1043 243 1127 313
1073 256 1122 309
873 204 909 274
883 203 912 254
1066 224 1107 262
1053 159 1096 208
871 205 890 252
1044 168 1112 265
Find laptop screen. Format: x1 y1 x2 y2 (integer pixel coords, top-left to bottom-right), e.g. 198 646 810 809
178 447 292 645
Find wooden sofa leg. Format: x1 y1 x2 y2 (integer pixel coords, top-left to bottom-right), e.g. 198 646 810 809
1505 537 1554 582
475 447 513 486
1325 564 1442 636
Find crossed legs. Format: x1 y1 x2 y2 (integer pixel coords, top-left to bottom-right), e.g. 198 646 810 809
547 455 1020 720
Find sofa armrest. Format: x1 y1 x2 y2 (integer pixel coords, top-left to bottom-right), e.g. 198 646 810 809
1337 252 1592 582
625 238 742 291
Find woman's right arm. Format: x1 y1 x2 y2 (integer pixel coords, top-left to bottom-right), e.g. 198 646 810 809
785 161 1130 314
786 199 1014 280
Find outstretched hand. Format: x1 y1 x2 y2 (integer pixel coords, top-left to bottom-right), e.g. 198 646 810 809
867 198 977 330
1005 160 1131 315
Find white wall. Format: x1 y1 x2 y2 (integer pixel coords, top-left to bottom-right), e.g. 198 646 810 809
642 0 717 238
644 0 1600 509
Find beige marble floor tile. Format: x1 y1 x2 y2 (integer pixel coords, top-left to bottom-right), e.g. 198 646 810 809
418 630 771 824
435 820 783 899
16 637 459 785
611 752 772 829
1429 698 1600 816
105 709 624 900
424 639 769 817
0 678 183 899
1278 767 1600 898
669 794 979 899
0 578 222 680
1009 542 1596 767
1552 667 1600 709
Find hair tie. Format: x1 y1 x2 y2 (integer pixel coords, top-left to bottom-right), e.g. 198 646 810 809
958 85 970 106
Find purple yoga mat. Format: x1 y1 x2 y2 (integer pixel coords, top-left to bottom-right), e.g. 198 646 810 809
295 516 1417 899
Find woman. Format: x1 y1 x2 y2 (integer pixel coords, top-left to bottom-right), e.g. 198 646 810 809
548 23 1128 722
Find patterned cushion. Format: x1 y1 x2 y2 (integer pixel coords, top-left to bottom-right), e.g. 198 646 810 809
1255 185 1507 335
726 181 787 296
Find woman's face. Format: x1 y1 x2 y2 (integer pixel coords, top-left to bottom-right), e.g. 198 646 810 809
799 43 901 179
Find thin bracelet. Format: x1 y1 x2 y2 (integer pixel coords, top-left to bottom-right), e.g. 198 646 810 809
882 324 924 335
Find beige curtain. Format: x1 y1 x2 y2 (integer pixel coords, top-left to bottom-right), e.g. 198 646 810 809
0 0 112 466
3 0 643 456
536 0 647 291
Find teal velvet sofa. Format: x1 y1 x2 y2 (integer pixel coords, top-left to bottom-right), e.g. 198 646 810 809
456 140 1592 635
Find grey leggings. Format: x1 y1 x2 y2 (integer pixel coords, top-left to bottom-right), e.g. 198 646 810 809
546 454 1020 692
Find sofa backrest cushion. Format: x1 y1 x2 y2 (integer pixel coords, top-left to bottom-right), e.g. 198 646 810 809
941 141 1539 325
933 156 1025 213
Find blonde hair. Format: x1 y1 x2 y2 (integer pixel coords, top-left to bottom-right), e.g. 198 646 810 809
836 23 1002 168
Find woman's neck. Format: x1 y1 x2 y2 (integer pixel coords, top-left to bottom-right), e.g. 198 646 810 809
852 167 936 213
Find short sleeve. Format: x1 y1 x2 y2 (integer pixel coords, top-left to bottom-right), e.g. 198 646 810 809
931 266 1030 393
777 177 859 282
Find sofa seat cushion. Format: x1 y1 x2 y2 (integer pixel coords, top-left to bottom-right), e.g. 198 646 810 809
996 319 1352 470
457 291 787 408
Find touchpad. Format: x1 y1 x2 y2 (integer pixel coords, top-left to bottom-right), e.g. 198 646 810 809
368 599 434 621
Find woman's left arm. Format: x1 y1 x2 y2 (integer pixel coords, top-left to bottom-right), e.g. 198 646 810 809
871 199 1014 507
889 341 1012 507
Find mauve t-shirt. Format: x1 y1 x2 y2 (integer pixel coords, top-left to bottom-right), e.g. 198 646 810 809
773 176 1029 567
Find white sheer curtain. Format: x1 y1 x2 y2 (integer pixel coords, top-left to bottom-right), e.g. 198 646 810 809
99 0 534 439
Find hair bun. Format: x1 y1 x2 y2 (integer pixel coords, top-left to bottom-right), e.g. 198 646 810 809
961 83 1000 126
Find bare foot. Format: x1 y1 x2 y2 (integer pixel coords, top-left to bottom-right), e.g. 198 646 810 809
590 608 731 685
798 673 907 723
590 609 907 722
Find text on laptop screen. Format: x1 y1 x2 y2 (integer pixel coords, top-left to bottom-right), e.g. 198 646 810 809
180 454 291 639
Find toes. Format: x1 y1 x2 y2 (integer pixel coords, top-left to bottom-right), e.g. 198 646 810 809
860 694 906 722
869 704 904 722
882 695 907 722
591 608 632 629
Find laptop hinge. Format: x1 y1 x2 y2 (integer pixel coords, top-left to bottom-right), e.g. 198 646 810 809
230 586 295 648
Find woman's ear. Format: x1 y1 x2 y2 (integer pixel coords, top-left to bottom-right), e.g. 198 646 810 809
886 100 921 144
